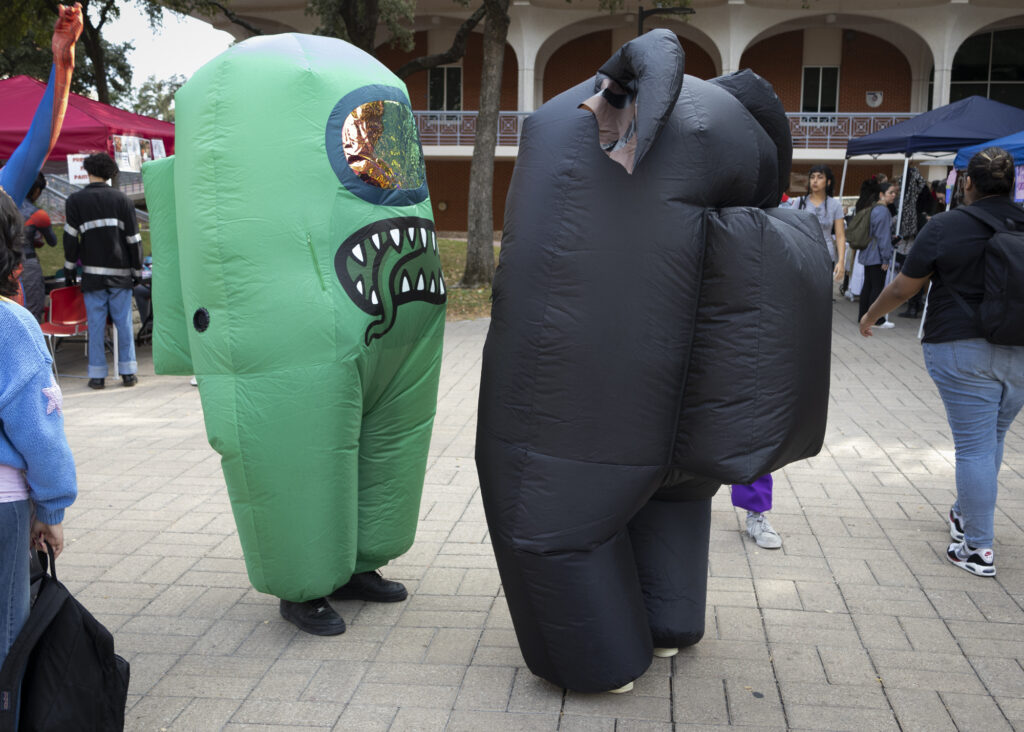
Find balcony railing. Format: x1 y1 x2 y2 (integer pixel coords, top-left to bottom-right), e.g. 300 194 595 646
787 112 916 149
414 111 919 150
415 111 530 146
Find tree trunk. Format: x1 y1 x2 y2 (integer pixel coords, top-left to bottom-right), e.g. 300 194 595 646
80 21 109 104
339 0 380 54
461 0 509 288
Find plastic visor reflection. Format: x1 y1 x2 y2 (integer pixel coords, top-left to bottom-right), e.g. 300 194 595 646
342 101 425 190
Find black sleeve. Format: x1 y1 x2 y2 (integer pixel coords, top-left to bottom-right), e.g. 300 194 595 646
902 216 941 278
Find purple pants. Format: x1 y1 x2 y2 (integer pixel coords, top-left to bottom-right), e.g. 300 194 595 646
731 474 773 513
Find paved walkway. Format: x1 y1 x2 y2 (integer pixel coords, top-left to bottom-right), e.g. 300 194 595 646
52 296 1024 731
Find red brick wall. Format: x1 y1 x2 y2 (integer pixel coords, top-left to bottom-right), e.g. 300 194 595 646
542 31 716 102
739 31 804 111
839 32 911 112
376 31 518 111
543 30 613 101
425 159 516 231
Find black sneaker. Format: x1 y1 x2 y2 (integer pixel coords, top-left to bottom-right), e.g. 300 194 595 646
947 541 995 577
949 507 965 542
330 570 408 603
279 597 346 635
121 374 138 387
87 378 105 390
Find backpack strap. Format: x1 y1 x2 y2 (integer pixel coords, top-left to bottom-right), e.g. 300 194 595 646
944 205 1012 321
0 546 68 731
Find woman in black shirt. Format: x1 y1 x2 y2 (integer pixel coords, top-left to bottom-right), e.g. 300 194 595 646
858 147 1024 578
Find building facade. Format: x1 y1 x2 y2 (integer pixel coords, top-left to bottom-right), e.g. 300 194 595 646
200 0 1024 230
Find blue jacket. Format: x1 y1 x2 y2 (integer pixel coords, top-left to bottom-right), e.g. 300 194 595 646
0 298 77 524
857 204 894 267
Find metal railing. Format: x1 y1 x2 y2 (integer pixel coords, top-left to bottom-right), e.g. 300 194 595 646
414 110 920 150
415 111 531 146
787 112 916 149
36 174 150 225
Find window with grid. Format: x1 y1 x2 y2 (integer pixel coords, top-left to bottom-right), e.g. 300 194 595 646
427 66 463 112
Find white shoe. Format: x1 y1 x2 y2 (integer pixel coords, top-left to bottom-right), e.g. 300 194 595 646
876 321 896 329
653 647 678 658
189 376 198 386
608 681 634 694
844 290 855 302
746 511 782 549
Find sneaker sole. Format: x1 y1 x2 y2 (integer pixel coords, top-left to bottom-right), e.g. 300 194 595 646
949 518 964 543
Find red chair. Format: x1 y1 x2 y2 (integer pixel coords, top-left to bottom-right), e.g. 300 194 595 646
39 286 88 381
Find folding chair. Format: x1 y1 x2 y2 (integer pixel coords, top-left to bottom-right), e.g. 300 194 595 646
39 286 88 382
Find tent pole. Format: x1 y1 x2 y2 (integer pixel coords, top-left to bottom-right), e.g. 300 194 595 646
895 156 910 234
839 157 850 208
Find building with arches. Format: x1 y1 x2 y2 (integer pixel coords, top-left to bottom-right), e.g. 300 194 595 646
199 0 1024 229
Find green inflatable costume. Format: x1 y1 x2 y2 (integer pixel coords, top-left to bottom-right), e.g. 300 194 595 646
142 34 446 602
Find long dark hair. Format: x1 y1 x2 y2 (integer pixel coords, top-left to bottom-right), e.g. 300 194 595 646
799 164 835 208
854 176 892 213
968 146 1015 197
0 188 24 298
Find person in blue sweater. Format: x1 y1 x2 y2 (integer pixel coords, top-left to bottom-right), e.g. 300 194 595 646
857 180 898 328
0 189 77 669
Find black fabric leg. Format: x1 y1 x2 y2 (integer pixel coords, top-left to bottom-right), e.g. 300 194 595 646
628 497 712 648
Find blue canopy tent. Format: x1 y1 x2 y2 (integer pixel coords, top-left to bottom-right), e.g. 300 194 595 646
840 96 1024 233
840 96 1024 330
954 129 1024 169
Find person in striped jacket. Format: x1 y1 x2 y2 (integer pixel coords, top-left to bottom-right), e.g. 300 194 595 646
62 153 142 389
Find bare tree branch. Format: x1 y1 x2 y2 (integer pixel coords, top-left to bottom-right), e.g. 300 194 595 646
395 5 485 79
206 1 265 35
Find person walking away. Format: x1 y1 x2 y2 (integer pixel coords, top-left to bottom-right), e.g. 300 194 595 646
732 475 782 549
796 164 847 285
62 153 142 389
857 180 897 329
18 174 58 321
858 147 1024 577
0 188 78 686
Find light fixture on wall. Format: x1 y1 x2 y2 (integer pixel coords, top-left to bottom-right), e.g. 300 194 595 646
866 91 883 108
437 201 448 211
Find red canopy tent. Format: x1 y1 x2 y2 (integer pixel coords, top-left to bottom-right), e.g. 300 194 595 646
0 75 174 161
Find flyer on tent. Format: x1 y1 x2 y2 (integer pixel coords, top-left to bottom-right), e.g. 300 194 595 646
66 154 89 186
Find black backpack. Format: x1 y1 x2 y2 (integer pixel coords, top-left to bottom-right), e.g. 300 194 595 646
949 205 1024 346
0 546 130 732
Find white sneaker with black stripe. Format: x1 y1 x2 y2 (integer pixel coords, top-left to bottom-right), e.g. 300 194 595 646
948 507 965 542
947 541 995 577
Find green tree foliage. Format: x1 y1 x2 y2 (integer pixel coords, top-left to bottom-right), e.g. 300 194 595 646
132 73 185 120
0 0 137 107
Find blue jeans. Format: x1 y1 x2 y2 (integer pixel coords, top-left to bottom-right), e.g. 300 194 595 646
83 288 137 379
923 339 1024 548
1 500 31 668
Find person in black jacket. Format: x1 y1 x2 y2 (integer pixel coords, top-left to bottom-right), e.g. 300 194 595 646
859 147 1024 577
62 153 142 389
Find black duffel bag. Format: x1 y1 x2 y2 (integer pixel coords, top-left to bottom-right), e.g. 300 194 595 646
0 544 129 731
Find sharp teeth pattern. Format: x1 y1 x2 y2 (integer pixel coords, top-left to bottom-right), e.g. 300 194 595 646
407 228 416 245
401 273 411 293
371 233 381 250
390 229 401 251
439 276 446 295
420 228 427 247
416 273 425 291
432 232 437 253
429 275 436 294
352 244 364 264
370 288 379 306
355 278 364 296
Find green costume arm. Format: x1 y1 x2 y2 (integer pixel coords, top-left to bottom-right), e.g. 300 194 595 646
142 156 193 374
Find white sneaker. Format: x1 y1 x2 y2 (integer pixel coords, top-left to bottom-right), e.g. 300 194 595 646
608 681 634 694
876 321 896 329
653 647 678 658
746 512 782 549
189 376 198 386
844 290 856 302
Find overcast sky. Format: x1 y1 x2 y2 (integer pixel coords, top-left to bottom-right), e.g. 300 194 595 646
103 4 234 84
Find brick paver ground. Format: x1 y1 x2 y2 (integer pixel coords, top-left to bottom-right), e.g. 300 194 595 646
49 295 1024 730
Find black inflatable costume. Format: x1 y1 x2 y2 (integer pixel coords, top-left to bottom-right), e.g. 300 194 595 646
476 31 833 692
